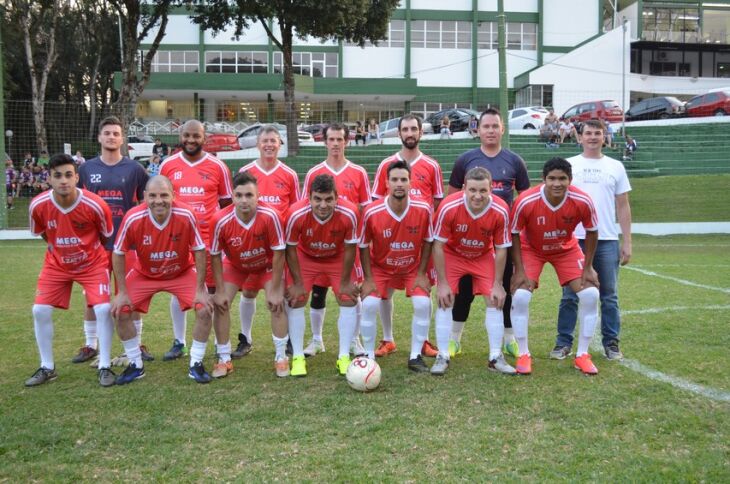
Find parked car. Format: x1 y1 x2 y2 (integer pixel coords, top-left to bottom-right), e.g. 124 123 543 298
237 123 314 149
626 96 685 121
425 108 481 134
127 134 155 161
561 100 624 124
301 123 356 142
378 117 434 138
204 133 240 153
507 106 549 130
685 90 730 117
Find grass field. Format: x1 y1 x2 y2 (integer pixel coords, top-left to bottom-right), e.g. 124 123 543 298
0 234 728 481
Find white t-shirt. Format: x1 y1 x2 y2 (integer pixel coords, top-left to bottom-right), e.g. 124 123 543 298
568 154 631 240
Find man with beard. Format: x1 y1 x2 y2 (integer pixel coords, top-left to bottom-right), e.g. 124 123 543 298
160 120 233 361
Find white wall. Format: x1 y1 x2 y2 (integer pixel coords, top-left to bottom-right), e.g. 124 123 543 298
142 15 199 44
203 20 269 45
543 0 598 46
479 0 537 12
411 48 472 87
343 47 405 79
412 0 471 10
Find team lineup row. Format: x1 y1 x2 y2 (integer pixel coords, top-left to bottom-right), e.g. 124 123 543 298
24 110 632 387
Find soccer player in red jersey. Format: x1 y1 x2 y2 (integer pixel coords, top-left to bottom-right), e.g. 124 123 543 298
209 172 288 377
432 167 515 375
159 120 233 360
301 123 371 357
359 159 434 372
112 176 215 384
510 157 601 376
234 125 299 358
25 154 115 387
370 114 444 359
285 174 361 377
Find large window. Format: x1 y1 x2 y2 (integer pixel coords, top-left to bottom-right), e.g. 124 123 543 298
346 20 406 47
411 20 472 49
516 85 553 109
273 52 338 78
477 22 537 50
642 6 700 43
148 50 199 73
703 9 730 44
205 51 268 73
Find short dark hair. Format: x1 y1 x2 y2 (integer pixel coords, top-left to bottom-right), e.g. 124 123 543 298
583 118 606 133
324 122 349 140
233 171 258 188
398 114 423 131
542 157 572 179
310 174 336 195
387 159 411 178
48 153 78 173
98 116 123 133
464 167 492 184
479 107 502 125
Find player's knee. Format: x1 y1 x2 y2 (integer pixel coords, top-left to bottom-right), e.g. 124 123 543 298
577 286 599 308
242 290 257 299
361 296 380 320
336 296 357 307
32 304 53 321
195 308 212 326
512 288 532 310
310 285 327 309
92 303 111 318
411 296 431 321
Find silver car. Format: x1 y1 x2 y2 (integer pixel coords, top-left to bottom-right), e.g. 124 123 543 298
378 117 433 138
237 123 313 149
507 106 549 130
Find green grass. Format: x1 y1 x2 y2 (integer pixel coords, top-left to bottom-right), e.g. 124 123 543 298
1 235 729 480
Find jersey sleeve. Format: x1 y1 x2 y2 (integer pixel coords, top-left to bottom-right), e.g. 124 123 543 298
135 165 149 203
29 201 45 236
371 160 388 199
217 162 233 201
209 212 224 255
433 162 445 199
448 155 466 189
422 208 434 242
267 212 286 250
513 154 531 193
615 163 632 196
290 171 301 204
510 198 528 234
97 199 114 239
113 213 135 254
358 210 373 248
285 210 301 246
344 210 359 244
433 204 452 242
493 208 512 248
188 212 207 251
357 168 372 206
301 169 314 200
580 197 599 232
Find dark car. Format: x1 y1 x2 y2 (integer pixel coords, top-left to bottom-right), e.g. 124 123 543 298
685 90 730 117
561 100 624 124
626 96 685 121
425 108 481 134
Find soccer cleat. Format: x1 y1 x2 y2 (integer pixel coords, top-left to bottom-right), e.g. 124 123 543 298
139 345 155 362
25 367 57 387
98 368 116 387
336 355 351 375
448 340 462 358
503 340 520 358
408 354 430 373
115 363 145 385
515 354 532 375
188 362 212 383
71 346 98 363
211 360 234 379
488 354 517 375
350 337 365 357
430 355 449 376
604 340 623 361
231 333 252 359
421 340 439 358
549 345 572 360
375 340 397 357
303 339 325 357
163 339 186 361
275 357 290 377
574 354 598 375
291 356 307 377
110 353 130 367
88 356 100 369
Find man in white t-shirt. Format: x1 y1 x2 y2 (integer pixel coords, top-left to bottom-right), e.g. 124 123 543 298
552 118 633 361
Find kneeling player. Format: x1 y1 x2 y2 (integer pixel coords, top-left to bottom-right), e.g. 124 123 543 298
510 158 600 375
111 176 215 384
26 154 115 387
432 167 515 375
209 172 287 377
285 174 361 376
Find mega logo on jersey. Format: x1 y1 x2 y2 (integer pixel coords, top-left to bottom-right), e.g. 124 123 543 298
149 250 179 260
55 236 81 246
543 229 568 239
179 187 205 195
390 241 415 250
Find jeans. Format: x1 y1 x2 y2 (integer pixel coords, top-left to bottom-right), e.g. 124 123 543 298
556 239 621 348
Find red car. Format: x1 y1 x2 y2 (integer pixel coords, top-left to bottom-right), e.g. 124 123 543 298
170 133 240 156
561 100 624 124
685 90 730 117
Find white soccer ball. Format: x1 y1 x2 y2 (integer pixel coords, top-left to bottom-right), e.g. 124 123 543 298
346 356 381 392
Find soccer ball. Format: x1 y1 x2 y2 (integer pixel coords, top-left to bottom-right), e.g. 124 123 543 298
346 356 381 392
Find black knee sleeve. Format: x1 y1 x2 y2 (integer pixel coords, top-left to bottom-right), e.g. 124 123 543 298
310 285 328 310
452 275 475 322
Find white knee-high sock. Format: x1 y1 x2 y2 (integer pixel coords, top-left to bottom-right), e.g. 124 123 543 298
33 304 54 369
170 296 187 346
511 289 532 356
239 296 256 342
435 307 452 359
272 334 288 360
360 296 381 359
410 296 431 359
485 307 504 360
287 306 306 357
450 320 465 343
93 303 114 369
337 305 358 358
216 341 231 363
83 320 97 349
576 287 600 357
121 336 142 368
309 308 325 342
190 339 207 366
379 298 394 341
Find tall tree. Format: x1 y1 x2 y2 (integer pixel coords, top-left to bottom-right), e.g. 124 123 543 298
192 0 399 155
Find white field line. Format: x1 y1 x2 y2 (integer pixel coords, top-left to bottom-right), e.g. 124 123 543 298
622 304 730 315
624 266 730 294
635 264 730 268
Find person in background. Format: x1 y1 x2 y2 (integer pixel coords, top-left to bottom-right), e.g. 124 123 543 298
468 115 478 138
147 154 162 176
73 151 86 165
367 118 379 145
440 116 452 139
355 121 367 146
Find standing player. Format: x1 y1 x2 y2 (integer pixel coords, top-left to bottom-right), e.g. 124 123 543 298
359 160 434 372
301 122 371 357
553 119 633 361
448 108 530 358
76 116 149 364
26 154 115 387
234 125 299 358
112 176 215 384
432 167 515 375
370 114 443 359
285 174 361 376
509 158 600 375
159 120 233 360
209 172 288 377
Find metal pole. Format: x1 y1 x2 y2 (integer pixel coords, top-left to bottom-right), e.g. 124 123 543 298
0 20 7 229
622 17 627 138
498 0 509 148
118 13 124 66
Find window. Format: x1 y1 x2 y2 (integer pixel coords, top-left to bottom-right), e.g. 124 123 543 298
642 6 699 43
205 51 268 73
477 22 497 49
718 63 730 78
476 22 536 50
273 52 338 78
411 20 472 49
148 50 199 73
344 20 405 48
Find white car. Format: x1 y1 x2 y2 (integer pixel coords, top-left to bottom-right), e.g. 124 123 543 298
378 117 433 138
507 106 549 130
237 123 313 149
127 134 156 161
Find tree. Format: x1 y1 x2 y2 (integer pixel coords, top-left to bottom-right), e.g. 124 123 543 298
192 0 400 155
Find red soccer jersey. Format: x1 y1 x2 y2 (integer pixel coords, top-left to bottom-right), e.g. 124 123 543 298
359 197 433 275
114 201 205 280
30 188 113 274
302 160 371 207
285 198 359 259
239 160 300 215
159 152 233 240
510 184 598 255
210 203 285 273
433 191 511 259
371 152 444 206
